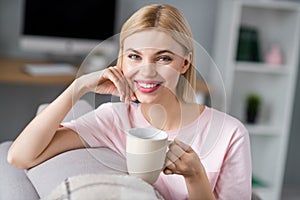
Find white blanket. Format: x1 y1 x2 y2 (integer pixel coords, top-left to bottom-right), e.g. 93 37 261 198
42 173 165 200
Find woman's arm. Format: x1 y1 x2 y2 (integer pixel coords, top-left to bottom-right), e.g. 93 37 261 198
184 164 215 200
7 80 85 169
7 67 135 169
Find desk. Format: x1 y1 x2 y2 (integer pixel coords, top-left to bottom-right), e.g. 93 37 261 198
0 57 76 85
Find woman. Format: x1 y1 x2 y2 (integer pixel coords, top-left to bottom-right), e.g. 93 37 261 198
7 4 252 200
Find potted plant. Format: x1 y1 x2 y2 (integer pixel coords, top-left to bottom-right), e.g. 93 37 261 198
245 93 261 124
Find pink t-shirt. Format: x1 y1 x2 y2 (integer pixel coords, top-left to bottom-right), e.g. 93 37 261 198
62 102 252 200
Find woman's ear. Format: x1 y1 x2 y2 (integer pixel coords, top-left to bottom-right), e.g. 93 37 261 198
180 52 192 74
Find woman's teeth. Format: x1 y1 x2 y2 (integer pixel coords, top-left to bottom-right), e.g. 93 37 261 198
138 83 158 88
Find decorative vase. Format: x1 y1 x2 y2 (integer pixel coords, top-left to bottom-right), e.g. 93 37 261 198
264 45 283 66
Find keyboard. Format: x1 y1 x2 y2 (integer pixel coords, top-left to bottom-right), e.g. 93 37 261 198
23 63 77 76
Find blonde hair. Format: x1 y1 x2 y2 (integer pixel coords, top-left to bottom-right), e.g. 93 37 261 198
117 4 196 102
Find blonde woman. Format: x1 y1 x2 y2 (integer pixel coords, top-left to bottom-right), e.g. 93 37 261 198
8 4 251 200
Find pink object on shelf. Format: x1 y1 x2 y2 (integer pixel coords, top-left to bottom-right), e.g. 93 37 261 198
264 45 284 66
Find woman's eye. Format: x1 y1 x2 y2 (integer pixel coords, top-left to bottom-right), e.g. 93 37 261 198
128 54 141 60
156 56 172 63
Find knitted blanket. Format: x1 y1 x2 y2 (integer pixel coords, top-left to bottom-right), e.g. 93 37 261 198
42 173 165 200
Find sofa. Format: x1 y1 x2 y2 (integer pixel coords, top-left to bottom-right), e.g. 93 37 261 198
0 100 262 200
0 141 131 199
0 100 132 199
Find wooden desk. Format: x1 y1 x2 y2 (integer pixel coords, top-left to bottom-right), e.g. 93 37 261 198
0 57 76 85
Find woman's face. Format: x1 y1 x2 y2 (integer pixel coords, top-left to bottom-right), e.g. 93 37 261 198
122 29 191 104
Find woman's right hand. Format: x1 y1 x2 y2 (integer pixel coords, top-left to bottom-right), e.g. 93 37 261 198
76 66 136 102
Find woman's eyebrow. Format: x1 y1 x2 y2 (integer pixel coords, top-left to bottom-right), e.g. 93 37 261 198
125 48 140 54
124 48 176 55
155 50 175 55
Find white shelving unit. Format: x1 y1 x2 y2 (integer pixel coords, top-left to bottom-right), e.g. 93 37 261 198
211 1 300 200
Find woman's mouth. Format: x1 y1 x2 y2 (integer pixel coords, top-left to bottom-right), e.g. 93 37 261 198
135 80 163 93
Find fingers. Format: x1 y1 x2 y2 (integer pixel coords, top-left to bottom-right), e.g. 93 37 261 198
168 141 186 161
103 67 126 101
174 138 192 152
103 66 136 102
164 139 195 175
163 168 173 175
164 139 187 170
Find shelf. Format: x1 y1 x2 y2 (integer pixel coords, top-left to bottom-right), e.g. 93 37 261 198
212 1 300 199
241 0 300 11
246 124 279 136
252 186 274 200
245 124 279 136
252 173 273 199
235 62 288 75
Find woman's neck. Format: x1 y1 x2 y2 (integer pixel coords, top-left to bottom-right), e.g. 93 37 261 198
141 97 202 131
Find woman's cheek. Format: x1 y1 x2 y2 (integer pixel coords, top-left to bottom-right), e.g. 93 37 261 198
121 62 130 74
122 59 138 73
157 66 180 88
123 64 140 83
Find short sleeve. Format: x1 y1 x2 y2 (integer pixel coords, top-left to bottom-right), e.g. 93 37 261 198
214 123 252 200
61 103 117 148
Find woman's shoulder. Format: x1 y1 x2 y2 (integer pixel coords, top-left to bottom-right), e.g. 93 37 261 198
204 105 248 135
200 106 250 157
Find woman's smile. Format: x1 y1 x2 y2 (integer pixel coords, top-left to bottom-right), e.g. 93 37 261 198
134 80 163 93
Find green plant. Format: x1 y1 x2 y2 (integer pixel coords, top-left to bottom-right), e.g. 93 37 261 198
245 93 261 123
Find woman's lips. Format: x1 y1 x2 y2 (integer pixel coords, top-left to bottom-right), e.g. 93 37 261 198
134 80 163 93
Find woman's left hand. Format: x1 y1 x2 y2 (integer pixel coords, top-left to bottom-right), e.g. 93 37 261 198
164 139 215 200
164 139 204 179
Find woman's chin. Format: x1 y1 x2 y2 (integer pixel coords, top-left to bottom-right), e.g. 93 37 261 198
135 94 160 104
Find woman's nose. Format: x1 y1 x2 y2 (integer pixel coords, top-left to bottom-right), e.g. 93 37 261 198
140 63 157 77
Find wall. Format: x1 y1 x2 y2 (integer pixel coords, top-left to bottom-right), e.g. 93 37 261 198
0 0 218 142
282 0 300 190
284 67 300 187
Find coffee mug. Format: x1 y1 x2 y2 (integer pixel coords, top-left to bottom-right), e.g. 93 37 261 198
126 127 168 184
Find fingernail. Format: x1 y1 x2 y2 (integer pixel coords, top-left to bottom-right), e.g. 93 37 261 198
131 96 137 101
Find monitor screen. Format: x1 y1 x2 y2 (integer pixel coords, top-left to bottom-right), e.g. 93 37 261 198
20 0 118 58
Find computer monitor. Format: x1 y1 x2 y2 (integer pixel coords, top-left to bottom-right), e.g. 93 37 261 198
19 0 118 62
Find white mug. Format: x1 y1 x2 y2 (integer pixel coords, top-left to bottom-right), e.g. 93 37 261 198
126 127 168 184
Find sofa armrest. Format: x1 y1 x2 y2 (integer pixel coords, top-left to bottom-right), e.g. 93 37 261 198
26 147 127 198
0 141 39 200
